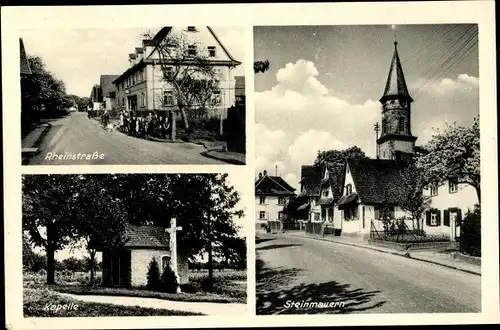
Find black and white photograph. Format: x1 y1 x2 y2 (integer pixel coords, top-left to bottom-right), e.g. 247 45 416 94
255 24 482 314
22 173 248 317
20 26 246 165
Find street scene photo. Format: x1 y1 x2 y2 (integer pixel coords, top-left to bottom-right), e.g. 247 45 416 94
254 24 481 314
22 173 247 317
20 26 246 165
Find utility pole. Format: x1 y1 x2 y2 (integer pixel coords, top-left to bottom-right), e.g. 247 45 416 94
275 164 278 176
374 122 380 159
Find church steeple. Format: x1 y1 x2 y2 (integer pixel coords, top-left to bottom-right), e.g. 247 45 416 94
380 41 413 104
377 40 417 161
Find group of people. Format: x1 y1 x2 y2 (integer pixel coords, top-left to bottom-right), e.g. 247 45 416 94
119 111 171 140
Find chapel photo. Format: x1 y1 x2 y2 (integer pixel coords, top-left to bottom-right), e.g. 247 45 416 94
22 173 248 317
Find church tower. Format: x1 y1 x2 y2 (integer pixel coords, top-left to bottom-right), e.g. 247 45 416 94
377 41 417 161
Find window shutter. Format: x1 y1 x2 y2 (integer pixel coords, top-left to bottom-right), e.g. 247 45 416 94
425 211 431 226
457 209 462 226
265 212 269 220
374 208 380 220
436 210 441 226
444 210 450 227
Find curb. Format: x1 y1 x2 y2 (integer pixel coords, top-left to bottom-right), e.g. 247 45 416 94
21 123 52 155
289 233 481 276
200 151 245 165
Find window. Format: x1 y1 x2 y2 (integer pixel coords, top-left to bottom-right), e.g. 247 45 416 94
322 189 329 197
259 211 267 220
208 46 216 57
165 67 173 79
430 213 438 226
161 256 171 271
277 197 285 205
344 206 358 221
188 45 197 56
345 184 352 196
141 93 146 107
259 196 266 205
449 179 458 193
398 117 405 132
278 212 283 220
321 209 326 221
430 184 438 196
374 206 395 220
212 90 221 105
187 26 197 32
164 91 174 106
426 209 441 227
314 213 321 221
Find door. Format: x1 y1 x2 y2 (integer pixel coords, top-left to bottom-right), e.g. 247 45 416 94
450 211 458 241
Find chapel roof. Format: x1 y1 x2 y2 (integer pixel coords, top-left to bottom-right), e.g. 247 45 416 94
123 224 170 249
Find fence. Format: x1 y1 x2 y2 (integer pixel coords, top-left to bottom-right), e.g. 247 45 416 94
282 222 301 231
305 222 323 235
459 212 481 257
225 104 246 153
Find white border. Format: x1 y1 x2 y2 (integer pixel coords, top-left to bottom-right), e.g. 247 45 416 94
2 1 498 329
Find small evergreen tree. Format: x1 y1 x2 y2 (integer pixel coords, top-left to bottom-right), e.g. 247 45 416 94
146 257 161 291
160 265 179 293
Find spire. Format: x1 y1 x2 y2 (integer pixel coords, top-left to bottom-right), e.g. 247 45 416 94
380 41 413 103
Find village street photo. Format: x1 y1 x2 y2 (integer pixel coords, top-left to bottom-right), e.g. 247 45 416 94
254 24 481 314
20 26 246 165
22 173 247 317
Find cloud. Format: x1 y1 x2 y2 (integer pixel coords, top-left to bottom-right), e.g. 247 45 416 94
410 73 479 96
255 59 380 189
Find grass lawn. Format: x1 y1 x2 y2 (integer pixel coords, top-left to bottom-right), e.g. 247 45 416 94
25 269 247 306
23 288 202 317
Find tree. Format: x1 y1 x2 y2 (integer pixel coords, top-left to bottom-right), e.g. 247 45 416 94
314 146 368 167
72 175 129 285
22 175 79 284
143 29 221 137
391 161 431 231
254 60 270 74
417 117 480 202
160 264 179 293
146 257 161 291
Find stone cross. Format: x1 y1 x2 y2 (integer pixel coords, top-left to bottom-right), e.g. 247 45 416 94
166 218 182 293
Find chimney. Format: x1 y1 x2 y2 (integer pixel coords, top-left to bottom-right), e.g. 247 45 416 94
142 39 154 58
136 47 144 62
263 170 267 176
129 53 137 67
258 172 262 179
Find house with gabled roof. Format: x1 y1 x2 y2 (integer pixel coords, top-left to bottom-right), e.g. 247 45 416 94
100 74 120 111
336 158 410 238
20 38 32 77
113 26 241 118
295 165 323 224
255 170 296 231
318 162 345 231
98 224 189 287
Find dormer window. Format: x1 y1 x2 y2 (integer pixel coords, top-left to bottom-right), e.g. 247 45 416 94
208 46 216 57
346 184 352 196
187 26 197 32
188 45 197 56
449 179 458 193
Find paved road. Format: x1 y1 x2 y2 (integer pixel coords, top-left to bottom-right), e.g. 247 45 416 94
58 293 247 316
256 233 481 314
28 112 224 165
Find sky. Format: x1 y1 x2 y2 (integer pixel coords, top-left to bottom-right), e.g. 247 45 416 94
29 173 249 262
254 24 479 190
20 26 245 97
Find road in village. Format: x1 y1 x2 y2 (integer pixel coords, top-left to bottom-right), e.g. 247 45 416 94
256 233 481 314
27 112 224 165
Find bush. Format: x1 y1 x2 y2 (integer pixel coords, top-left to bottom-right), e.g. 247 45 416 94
160 266 179 293
146 258 161 291
460 204 481 257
